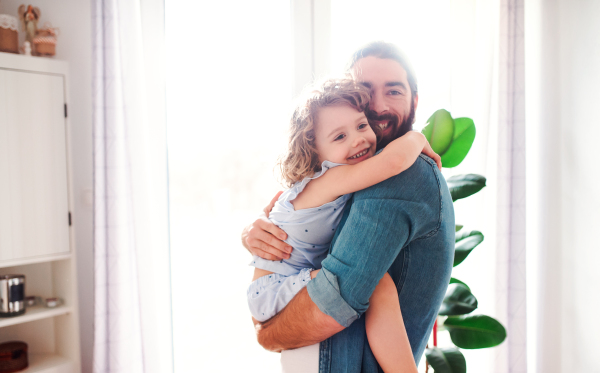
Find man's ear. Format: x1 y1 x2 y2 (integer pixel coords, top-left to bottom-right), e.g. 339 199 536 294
412 93 419 124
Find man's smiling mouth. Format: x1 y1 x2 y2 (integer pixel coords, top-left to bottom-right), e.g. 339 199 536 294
349 148 369 160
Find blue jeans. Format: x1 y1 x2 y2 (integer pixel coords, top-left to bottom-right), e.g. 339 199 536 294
307 155 455 372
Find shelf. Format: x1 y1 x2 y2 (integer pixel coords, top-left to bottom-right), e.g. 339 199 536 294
25 353 74 373
0 306 72 328
0 253 72 269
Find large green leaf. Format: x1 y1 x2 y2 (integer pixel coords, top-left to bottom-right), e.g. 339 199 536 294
441 117 476 168
425 347 466 373
444 314 507 349
449 277 470 292
422 109 455 155
447 174 486 201
439 284 478 315
454 229 484 266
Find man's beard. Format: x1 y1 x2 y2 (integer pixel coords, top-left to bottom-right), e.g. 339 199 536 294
366 99 416 150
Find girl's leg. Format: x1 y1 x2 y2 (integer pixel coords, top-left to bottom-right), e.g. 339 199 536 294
365 272 417 373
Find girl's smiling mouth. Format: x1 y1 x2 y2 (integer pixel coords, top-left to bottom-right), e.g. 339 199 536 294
348 148 370 160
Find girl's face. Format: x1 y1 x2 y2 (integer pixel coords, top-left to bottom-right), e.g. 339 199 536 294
314 105 377 165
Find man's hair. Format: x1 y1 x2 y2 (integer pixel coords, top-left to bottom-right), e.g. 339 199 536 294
346 41 418 97
278 78 371 188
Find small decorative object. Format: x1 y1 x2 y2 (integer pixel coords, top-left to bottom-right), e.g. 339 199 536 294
0 341 28 373
0 14 19 53
32 24 57 57
22 41 31 56
17 4 40 55
0 275 25 317
44 297 63 308
24 296 38 307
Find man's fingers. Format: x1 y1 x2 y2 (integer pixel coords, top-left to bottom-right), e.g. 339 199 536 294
252 248 281 261
252 229 291 258
257 218 288 241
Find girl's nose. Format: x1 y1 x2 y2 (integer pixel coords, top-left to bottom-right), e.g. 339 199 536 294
352 135 367 147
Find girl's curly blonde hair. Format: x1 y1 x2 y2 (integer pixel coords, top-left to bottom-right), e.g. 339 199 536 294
278 78 372 188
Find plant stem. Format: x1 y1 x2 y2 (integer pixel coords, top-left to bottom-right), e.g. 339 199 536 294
433 319 438 347
425 343 429 373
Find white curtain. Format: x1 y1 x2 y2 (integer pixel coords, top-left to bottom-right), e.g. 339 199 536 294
495 0 527 372
526 0 600 372
92 0 172 372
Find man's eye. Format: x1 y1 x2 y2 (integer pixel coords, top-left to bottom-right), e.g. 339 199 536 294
389 90 402 96
334 134 346 141
358 123 368 130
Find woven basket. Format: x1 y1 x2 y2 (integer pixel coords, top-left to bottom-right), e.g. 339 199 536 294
0 15 19 54
33 29 57 56
0 341 28 373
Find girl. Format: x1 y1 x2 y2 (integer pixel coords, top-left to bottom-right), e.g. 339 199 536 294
247 78 439 373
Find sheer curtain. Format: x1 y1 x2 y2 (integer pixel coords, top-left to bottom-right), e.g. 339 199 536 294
92 0 172 372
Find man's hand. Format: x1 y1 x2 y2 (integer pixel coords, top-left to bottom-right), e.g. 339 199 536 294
241 191 293 261
421 140 442 170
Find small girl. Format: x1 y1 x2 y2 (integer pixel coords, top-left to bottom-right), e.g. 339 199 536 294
247 78 439 373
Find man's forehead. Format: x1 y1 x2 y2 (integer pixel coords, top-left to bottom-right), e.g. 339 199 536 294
351 56 408 85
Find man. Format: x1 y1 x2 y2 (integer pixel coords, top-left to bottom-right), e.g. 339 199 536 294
242 41 455 372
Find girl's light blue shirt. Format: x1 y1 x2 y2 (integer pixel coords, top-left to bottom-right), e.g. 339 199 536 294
250 161 351 276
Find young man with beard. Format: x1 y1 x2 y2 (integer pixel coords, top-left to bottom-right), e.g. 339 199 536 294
242 42 455 372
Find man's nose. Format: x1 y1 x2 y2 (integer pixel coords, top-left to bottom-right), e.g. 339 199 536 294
370 92 388 114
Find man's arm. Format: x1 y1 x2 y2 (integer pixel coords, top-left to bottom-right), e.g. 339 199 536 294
255 156 445 350
255 287 345 351
241 191 292 261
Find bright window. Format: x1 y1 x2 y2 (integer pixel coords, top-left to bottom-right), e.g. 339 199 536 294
166 1 292 371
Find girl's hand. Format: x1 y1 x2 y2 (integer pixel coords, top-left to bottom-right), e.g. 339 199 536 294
421 140 442 170
242 192 293 261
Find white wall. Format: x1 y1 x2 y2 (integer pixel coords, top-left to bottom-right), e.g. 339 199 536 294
0 1 94 372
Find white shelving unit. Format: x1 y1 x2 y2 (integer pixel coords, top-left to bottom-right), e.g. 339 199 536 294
0 52 81 373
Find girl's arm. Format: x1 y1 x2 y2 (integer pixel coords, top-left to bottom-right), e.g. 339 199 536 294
294 132 436 210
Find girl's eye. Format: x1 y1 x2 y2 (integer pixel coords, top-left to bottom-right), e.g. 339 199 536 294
358 123 368 130
334 133 346 141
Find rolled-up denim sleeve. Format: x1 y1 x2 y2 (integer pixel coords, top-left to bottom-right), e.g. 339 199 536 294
306 267 360 327
307 155 442 327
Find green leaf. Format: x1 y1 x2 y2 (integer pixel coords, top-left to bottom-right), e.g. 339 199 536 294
454 229 484 266
444 314 507 349
449 277 470 292
448 174 486 201
455 224 464 232
440 117 476 168
422 109 455 155
439 284 478 315
425 347 466 373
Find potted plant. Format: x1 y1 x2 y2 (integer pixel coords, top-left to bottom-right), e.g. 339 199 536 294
421 109 506 373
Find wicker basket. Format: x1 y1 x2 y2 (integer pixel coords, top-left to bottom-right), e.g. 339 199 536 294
0 342 28 373
33 28 57 57
0 15 19 54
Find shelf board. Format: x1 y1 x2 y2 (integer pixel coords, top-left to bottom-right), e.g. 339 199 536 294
0 253 72 269
0 305 72 328
25 353 74 373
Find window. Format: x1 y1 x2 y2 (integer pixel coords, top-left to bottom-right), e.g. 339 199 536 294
166 2 292 371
